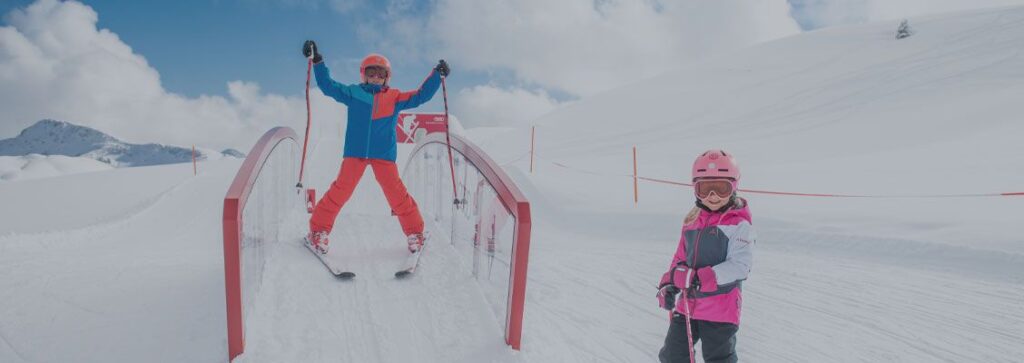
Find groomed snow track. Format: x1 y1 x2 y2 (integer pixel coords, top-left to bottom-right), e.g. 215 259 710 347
223 129 527 363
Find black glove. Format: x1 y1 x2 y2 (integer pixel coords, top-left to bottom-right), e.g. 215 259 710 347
303 40 323 64
434 59 450 77
657 284 681 311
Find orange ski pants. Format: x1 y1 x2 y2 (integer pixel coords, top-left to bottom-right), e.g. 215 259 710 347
309 157 424 236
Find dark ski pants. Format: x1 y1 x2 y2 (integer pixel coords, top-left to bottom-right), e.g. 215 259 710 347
659 313 738 363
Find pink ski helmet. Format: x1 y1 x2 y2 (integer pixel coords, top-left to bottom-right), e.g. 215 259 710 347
692 149 740 183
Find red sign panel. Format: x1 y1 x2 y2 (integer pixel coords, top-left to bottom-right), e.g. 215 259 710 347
397 112 448 143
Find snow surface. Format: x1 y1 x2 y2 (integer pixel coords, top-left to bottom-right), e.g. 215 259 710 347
1 6 1023 363
0 159 236 362
0 154 112 182
474 6 1024 362
232 140 518 363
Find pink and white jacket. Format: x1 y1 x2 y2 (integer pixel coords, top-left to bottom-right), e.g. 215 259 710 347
665 199 756 325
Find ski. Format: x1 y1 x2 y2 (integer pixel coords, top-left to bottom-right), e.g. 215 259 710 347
394 245 425 278
305 237 356 279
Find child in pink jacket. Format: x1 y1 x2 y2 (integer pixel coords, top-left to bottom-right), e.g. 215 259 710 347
657 149 756 363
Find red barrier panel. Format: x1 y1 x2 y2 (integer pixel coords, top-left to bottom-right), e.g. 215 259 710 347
406 132 532 350
222 127 298 361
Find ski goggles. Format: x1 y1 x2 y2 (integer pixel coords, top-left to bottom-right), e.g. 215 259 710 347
694 179 736 199
364 66 389 78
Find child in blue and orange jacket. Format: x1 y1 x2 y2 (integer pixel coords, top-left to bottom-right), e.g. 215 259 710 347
301 40 450 254
656 149 757 363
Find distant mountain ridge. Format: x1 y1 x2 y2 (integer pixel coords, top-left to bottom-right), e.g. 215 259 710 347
0 120 244 167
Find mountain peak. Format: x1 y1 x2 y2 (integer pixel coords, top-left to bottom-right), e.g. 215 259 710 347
0 120 238 167
3 119 118 157
21 119 114 140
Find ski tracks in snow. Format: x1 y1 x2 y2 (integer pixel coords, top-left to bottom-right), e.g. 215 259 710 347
514 210 1023 362
237 211 521 363
0 160 237 362
744 245 1023 362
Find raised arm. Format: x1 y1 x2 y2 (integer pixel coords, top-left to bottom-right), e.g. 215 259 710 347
396 60 448 110
395 69 442 110
303 40 356 105
314 62 357 105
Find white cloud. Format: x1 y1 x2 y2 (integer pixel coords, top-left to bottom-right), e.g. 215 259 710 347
368 0 802 97
453 85 564 127
0 0 342 151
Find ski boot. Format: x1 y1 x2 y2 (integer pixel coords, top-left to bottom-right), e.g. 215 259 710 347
307 230 330 255
407 233 426 253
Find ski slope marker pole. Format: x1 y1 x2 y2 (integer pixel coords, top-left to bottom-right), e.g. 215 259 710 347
192 145 197 176
530 126 535 173
442 75 459 207
633 146 639 205
297 57 313 192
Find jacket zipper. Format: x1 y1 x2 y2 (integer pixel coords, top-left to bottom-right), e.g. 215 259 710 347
366 91 375 158
688 210 731 299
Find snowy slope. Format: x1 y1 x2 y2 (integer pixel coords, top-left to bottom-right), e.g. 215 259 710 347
0 138 517 362
234 139 518 363
482 6 1024 253
472 6 1024 362
0 154 112 181
1 6 1023 363
0 159 238 362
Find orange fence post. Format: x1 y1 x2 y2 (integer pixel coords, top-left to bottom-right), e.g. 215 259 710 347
530 126 535 173
633 146 638 205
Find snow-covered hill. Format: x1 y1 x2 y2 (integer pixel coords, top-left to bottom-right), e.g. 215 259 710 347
475 5 1024 362
0 154 113 182
0 120 245 171
1 6 1022 363
482 6 1024 253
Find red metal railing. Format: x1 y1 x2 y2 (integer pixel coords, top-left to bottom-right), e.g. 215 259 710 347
406 132 532 350
222 127 298 361
223 127 529 358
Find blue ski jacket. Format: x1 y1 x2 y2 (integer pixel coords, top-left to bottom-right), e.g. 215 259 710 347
313 62 442 161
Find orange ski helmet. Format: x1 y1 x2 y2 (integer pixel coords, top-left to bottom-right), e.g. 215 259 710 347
360 53 391 84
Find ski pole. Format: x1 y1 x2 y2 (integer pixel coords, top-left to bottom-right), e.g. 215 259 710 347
681 268 696 363
297 57 313 192
679 220 715 363
441 75 459 207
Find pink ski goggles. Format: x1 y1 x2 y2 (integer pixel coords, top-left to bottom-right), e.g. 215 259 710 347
694 179 736 199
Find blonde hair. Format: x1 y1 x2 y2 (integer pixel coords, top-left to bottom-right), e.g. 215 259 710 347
683 206 701 226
